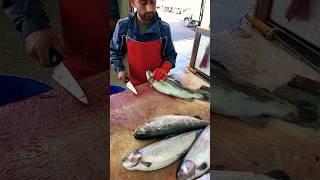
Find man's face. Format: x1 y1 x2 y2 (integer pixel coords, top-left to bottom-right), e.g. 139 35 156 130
131 0 156 23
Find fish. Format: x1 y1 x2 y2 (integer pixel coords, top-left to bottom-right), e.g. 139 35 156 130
134 114 210 139
122 130 202 171
146 70 209 101
177 125 210 180
211 60 317 126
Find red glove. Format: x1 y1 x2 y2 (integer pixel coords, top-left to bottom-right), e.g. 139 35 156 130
153 61 173 81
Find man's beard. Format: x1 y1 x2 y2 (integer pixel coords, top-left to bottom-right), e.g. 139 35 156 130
142 12 154 22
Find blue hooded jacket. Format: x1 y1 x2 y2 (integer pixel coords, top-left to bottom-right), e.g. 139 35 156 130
110 12 177 73
2 0 50 39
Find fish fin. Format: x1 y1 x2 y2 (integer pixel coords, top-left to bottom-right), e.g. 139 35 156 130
167 74 175 80
174 79 182 84
198 91 210 102
294 100 318 123
167 77 182 85
193 115 202 119
197 162 208 171
239 116 269 128
196 86 210 102
164 134 177 139
166 78 185 88
141 161 152 167
264 170 291 180
195 129 205 138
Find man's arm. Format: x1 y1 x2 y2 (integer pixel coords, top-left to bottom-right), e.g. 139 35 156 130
2 0 50 39
153 22 177 81
2 0 66 66
162 23 177 68
110 20 127 80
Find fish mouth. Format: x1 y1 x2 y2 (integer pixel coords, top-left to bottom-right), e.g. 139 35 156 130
177 160 196 180
134 127 152 139
122 151 142 169
134 132 148 139
122 157 139 169
146 70 154 82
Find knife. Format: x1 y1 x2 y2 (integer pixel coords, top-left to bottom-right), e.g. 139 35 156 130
125 77 138 95
49 48 89 104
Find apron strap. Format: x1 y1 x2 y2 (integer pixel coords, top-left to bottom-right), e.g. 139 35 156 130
126 18 162 41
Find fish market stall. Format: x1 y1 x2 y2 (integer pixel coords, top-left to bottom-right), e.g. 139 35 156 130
110 70 210 179
0 72 108 179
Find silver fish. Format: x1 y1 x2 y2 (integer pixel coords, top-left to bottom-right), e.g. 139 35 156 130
146 70 209 101
122 130 202 171
212 62 317 125
177 125 210 180
134 115 209 139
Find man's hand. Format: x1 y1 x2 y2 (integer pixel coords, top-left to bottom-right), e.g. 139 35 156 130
153 61 173 81
118 71 129 82
153 68 168 81
25 28 66 66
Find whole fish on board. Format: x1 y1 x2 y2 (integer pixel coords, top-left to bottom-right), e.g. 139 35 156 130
122 130 202 171
134 115 209 139
211 61 318 126
146 70 209 101
177 125 210 180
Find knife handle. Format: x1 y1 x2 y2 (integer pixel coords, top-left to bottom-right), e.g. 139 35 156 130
124 76 130 83
49 48 63 65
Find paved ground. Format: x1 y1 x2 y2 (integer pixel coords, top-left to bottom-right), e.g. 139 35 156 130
157 10 196 41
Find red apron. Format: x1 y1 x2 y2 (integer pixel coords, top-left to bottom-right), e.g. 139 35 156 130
126 24 163 86
58 0 109 80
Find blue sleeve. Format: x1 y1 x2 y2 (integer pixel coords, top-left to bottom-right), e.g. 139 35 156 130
110 19 127 73
161 22 177 68
2 0 50 39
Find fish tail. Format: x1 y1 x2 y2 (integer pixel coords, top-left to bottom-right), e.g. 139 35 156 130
200 92 210 101
196 86 210 101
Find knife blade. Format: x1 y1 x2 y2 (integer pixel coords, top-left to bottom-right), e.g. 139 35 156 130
49 48 89 104
125 77 138 95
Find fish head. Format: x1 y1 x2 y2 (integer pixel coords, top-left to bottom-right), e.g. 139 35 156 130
134 127 152 139
122 151 142 170
146 70 154 82
177 160 196 180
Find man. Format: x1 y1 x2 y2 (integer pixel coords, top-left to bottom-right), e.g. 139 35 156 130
110 0 177 86
2 0 108 80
